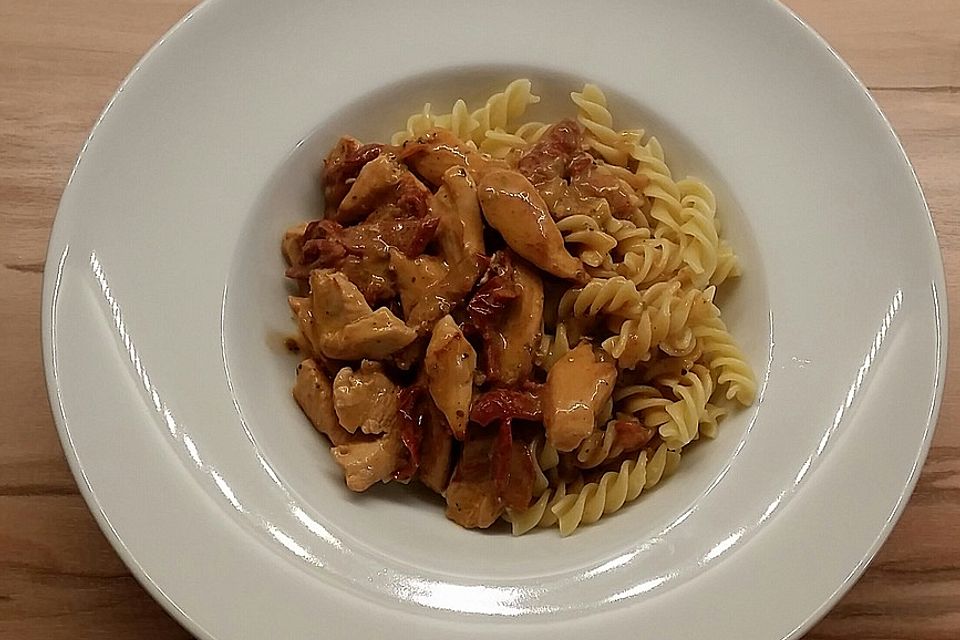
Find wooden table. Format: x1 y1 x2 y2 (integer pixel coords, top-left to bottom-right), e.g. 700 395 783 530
1 1 957 638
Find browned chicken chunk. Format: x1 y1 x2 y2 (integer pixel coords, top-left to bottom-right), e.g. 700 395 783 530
487 257 544 385
282 222 309 267
309 270 416 360
431 166 485 264
543 343 618 451
444 434 503 528
335 154 404 224
400 128 505 186
477 169 586 282
419 400 454 494
517 119 582 185
323 137 383 212
405 253 486 333
332 431 403 492
389 250 448 318
293 359 352 446
424 315 476 440
332 361 398 434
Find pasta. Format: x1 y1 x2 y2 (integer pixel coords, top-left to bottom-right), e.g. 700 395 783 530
711 239 742 287
676 178 720 286
603 213 652 257
555 214 618 268
617 237 686 286
633 136 686 242
691 311 757 406
391 78 541 148
558 276 643 319
537 323 575 371
599 279 707 368
660 364 714 447
550 444 680 536
282 79 755 537
571 84 642 167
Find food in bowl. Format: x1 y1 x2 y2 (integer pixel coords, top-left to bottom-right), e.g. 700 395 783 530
281 80 755 535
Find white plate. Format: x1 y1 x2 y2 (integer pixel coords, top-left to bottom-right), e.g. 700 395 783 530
43 1 946 638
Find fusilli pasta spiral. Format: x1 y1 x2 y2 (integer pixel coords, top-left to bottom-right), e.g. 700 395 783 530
600 280 709 367
558 276 643 320
617 238 685 286
691 312 757 406
632 137 686 242
677 178 720 286
710 239 742 287
537 322 575 371
390 79 541 147
550 444 680 536
660 364 714 447
571 84 641 167
469 79 541 145
503 477 581 535
556 215 618 268
573 415 643 469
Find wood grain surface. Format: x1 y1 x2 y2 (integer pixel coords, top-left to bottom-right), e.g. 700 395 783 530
0 1 957 638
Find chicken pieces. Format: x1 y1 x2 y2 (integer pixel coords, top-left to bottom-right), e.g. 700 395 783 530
424 315 476 440
543 343 618 452
400 128 504 186
308 269 416 360
488 257 544 385
332 361 397 435
332 433 403 492
477 169 586 282
292 359 351 446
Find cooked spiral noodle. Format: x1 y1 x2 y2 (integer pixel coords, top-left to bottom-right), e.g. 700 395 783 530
558 276 643 319
632 137 686 242
574 424 621 469
538 439 560 472
599 280 710 367
529 438 559 496
537 322 575 371
432 99 480 144
556 215 618 267
710 239 742 287
676 178 720 286
513 120 551 144
639 342 705 384
574 411 648 469
659 365 714 447
549 444 680 536
604 163 652 195
571 84 642 167
699 402 730 439
601 306 669 368
617 237 685 286
644 280 713 355
613 384 671 417
585 254 620 279
390 79 540 146
691 313 757 406
503 476 583 535
478 128 528 158
602 214 652 257
469 79 541 145
391 103 438 145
